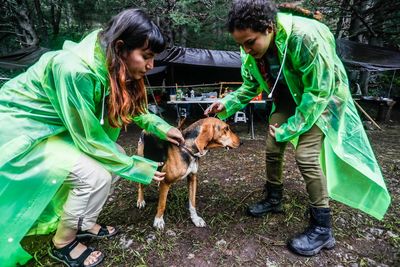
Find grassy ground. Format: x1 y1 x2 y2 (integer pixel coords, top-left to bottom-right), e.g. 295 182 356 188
24 112 399 266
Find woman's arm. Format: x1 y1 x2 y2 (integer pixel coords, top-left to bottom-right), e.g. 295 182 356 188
132 112 173 140
43 55 157 184
218 63 262 120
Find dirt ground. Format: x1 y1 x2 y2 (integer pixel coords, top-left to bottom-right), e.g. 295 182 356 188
24 106 399 267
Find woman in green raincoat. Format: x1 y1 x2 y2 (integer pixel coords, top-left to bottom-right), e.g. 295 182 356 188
205 0 390 256
0 9 184 267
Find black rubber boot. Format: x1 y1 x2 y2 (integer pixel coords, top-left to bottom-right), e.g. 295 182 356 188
288 207 336 256
247 183 283 217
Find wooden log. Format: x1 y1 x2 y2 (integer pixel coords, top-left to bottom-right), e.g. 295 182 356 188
354 100 383 131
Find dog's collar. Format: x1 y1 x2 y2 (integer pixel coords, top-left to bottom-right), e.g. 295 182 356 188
178 144 206 159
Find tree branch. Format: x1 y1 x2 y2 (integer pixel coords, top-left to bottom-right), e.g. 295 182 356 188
350 4 377 38
363 1 400 16
347 29 368 39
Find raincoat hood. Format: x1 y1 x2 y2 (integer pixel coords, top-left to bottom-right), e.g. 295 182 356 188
62 30 109 88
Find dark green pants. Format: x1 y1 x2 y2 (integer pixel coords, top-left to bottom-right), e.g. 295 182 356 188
266 107 329 208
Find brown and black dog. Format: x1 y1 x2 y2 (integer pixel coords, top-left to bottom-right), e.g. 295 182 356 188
137 117 240 229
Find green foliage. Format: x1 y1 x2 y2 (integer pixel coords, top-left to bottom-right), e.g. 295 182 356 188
2 0 399 51
0 0 236 51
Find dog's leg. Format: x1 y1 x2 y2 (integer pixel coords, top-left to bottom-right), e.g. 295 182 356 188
137 183 146 208
188 174 206 227
153 181 171 230
136 133 146 208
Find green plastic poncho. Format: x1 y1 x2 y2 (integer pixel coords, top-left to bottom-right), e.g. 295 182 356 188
218 13 391 220
0 30 173 266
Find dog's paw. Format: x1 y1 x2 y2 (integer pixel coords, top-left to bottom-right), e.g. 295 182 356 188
136 199 146 209
191 216 206 227
153 216 165 230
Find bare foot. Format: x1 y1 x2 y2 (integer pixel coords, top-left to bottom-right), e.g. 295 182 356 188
70 243 102 266
87 223 116 235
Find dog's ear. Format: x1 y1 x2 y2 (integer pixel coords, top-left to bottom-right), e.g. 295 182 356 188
177 117 186 131
195 123 214 155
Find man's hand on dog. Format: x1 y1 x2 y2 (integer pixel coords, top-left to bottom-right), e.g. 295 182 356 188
166 127 184 145
204 102 225 116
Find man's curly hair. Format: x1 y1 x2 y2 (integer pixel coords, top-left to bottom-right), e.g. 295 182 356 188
227 1 323 33
227 0 277 33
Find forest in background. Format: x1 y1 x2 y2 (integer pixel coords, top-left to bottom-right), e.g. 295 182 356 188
1 0 400 96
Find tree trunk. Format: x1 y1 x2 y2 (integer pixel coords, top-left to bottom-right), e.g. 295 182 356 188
359 71 370 96
180 27 187 47
348 0 372 95
13 0 39 47
50 0 62 35
161 0 176 46
33 0 48 42
369 0 384 47
348 0 367 42
335 0 351 39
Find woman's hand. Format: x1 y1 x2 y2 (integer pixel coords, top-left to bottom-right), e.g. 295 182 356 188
269 123 279 139
153 170 165 182
166 127 184 145
204 102 225 116
153 162 165 182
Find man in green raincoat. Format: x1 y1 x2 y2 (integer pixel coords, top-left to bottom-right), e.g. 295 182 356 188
0 9 184 267
205 0 391 256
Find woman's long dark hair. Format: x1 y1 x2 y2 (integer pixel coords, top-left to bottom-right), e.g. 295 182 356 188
99 9 166 128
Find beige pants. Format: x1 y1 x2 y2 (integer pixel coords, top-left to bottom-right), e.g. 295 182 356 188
59 144 123 231
266 108 329 208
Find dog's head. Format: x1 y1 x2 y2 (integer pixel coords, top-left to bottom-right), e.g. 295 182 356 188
193 117 240 155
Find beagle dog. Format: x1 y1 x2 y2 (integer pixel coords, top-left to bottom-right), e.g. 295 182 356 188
136 117 240 229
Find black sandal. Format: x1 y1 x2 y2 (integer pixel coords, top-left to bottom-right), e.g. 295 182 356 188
77 224 118 239
48 238 104 267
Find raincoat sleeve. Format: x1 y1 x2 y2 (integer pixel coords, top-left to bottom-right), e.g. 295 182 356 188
218 63 262 120
133 112 173 140
274 33 333 142
44 57 157 184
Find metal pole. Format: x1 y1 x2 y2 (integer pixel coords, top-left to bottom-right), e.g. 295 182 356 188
387 70 396 98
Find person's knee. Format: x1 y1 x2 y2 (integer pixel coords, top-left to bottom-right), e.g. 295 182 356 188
266 151 284 163
295 149 318 167
115 143 126 155
89 167 112 191
266 133 286 156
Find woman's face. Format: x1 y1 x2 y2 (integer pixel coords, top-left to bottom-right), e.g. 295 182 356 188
123 47 155 80
231 27 274 59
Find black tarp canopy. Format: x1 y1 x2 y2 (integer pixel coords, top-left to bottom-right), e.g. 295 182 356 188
155 46 241 68
147 39 400 85
1 39 400 84
146 46 242 85
336 39 400 71
0 46 50 70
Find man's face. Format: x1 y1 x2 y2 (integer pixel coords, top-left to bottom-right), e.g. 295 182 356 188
231 27 274 59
